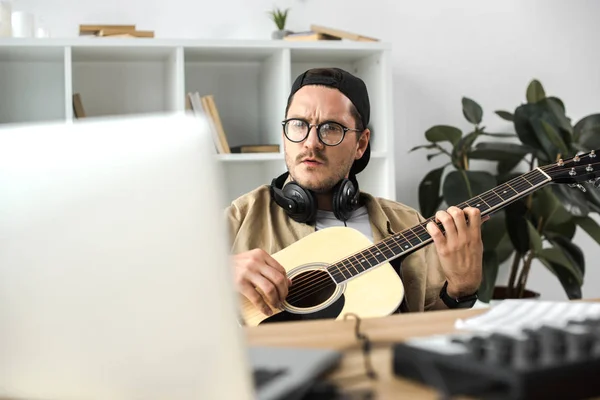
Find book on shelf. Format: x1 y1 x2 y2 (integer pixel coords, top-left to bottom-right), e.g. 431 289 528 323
187 92 231 154
72 93 86 118
79 24 154 38
309 24 379 42
284 31 341 42
230 144 280 154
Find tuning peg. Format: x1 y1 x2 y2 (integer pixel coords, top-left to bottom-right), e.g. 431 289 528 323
569 183 587 192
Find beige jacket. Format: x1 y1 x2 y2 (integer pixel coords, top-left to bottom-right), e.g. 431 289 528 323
225 185 446 312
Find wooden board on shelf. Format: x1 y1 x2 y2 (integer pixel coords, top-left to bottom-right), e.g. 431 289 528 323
310 24 379 42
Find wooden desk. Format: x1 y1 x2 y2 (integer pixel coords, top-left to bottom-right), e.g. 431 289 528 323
246 299 600 400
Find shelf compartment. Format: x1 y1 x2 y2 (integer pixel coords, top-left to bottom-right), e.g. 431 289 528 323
183 46 289 151
70 45 181 118
0 45 67 125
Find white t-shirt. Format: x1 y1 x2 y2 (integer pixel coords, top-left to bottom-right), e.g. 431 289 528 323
315 205 373 242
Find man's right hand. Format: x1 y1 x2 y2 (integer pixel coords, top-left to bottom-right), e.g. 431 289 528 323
233 249 292 316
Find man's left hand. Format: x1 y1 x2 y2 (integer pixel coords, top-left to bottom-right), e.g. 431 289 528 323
426 206 485 297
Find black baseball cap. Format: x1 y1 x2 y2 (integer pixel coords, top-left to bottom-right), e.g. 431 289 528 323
287 67 371 175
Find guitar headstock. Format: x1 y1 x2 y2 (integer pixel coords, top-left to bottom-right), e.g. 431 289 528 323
542 149 600 189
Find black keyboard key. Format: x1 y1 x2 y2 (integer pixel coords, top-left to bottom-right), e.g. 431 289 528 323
252 367 287 389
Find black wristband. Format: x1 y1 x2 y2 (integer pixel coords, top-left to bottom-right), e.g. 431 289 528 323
439 281 478 309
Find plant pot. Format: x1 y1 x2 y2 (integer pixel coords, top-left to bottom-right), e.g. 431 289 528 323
492 286 540 300
271 30 291 40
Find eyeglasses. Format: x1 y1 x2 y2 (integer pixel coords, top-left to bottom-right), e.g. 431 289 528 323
281 118 362 146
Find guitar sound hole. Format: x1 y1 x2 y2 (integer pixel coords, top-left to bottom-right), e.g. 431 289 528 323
286 270 336 309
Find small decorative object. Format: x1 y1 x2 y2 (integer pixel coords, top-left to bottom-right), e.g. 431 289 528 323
0 0 12 37
268 7 290 40
11 11 34 38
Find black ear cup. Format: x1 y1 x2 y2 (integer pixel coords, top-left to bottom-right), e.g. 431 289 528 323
282 181 318 223
269 172 359 224
332 176 360 222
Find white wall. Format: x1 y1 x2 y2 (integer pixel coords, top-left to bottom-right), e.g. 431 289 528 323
17 0 600 300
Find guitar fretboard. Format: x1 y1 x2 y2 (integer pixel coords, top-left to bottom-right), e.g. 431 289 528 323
327 168 551 284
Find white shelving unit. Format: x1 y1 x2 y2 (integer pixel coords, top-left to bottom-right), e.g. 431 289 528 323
0 38 396 208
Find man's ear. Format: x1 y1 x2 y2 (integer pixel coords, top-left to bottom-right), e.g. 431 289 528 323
355 129 370 159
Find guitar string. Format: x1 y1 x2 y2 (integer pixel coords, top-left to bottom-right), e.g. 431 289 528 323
282 169 549 305
282 166 568 305
282 156 599 307
272 159 586 292
245 155 598 320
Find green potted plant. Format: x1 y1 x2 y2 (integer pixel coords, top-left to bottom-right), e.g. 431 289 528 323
411 79 600 303
268 7 291 40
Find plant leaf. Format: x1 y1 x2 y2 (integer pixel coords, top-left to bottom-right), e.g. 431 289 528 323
468 142 533 161
513 103 545 157
573 113 600 150
408 143 438 152
495 110 514 122
497 156 525 175
526 219 543 253
526 79 546 103
442 170 497 207
479 250 499 303
543 97 573 137
504 199 530 254
533 186 572 229
418 166 446 218
573 216 600 246
513 101 571 162
462 97 483 125
544 219 577 240
496 233 516 264
546 233 585 277
481 210 507 252
427 152 444 161
425 125 462 146
451 130 481 169
536 247 583 299
482 132 517 138
540 119 569 156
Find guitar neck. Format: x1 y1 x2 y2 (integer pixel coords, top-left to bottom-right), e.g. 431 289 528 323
327 167 553 284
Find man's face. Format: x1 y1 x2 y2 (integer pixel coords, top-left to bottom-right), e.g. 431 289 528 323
283 85 369 193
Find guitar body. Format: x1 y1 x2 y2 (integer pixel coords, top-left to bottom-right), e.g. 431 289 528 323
239 226 405 327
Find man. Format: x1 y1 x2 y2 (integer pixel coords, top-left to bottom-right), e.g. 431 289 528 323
226 67 483 318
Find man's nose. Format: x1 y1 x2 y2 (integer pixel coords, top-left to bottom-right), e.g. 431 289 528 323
303 125 323 149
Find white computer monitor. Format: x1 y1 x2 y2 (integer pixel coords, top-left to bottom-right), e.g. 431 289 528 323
0 114 255 400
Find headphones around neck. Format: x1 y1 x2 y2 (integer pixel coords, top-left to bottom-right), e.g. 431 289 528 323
269 172 360 224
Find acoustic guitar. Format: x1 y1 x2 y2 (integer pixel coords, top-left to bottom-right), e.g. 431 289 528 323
239 150 600 327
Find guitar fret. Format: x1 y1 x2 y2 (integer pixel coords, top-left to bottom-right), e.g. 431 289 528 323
372 243 391 262
405 229 422 246
413 225 431 242
364 248 383 267
391 234 412 251
484 190 504 206
495 185 518 200
344 258 361 275
528 170 550 185
329 265 345 284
